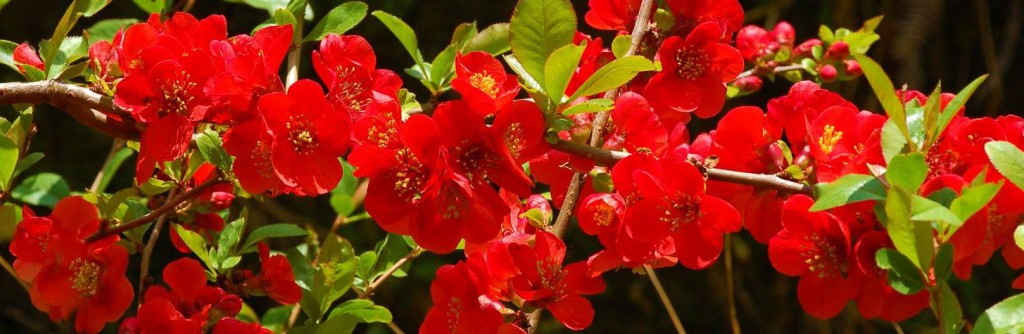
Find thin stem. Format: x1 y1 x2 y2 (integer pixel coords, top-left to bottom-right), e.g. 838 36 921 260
892 322 905 334
85 178 220 243
732 64 806 82
386 321 406 334
645 266 686 334
551 139 812 195
90 139 125 193
0 254 29 292
358 247 423 299
724 235 741 334
137 186 178 303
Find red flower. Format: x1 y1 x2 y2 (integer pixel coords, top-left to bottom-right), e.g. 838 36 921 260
768 195 855 319
206 24 293 124
212 318 273 334
807 107 885 182
129 258 243 333
504 231 605 330
585 0 646 31
766 81 857 149
565 33 614 98
88 40 119 83
491 100 550 164
576 193 626 248
735 22 794 62
850 231 930 321
644 22 743 123
421 262 523 334
223 118 292 196
12 196 133 334
13 43 44 72
606 92 670 156
612 153 742 269
665 0 744 38
529 151 595 208
242 243 302 305
451 52 521 117
1002 242 1024 289
313 34 403 121
258 79 352 195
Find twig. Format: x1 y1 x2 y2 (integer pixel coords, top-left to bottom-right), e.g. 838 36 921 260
89 139 125 193
137 186 177 304
724 235 741 334
0 81 138 139
645 266 686 334
732 64 806 82
550 139 812 195
0 254 29 292
358 247 422 299
284 16 304 89
386 322 406 334
84 178 220 243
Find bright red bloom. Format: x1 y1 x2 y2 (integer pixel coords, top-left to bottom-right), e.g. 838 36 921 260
585 0 645 31
735 22 793 62
242 243 302 305
576 193 626 249
313 34 403 121
768 195 855 319
223 118 292 196
491 100 550 164
12 197 132 334
13 43 44 72
212 318 273 334
206 24 293 124
565 33 614 98
807 107 886 182
1002 242 1024 289
850 231 930 321
88 40 119 83
612 153 742 269
129 258 243 333
665 0 744 38
529 151 595 209
645 22 743 123
258 79 352 195
451 52 521 117
605 92 670 156
421 262 524 334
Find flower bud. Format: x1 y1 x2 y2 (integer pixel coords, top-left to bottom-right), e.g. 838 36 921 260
773 22 795 45
793 39 822 59
818 64 838 82
844 59 862 77
768 142 787 171
824 41 850 61
734 76 763 94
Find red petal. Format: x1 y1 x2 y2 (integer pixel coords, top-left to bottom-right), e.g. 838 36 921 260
546 295 595 330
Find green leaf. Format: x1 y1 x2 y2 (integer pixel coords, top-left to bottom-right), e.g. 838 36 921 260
303 1 367 42
217 218 246 259
96 147 132 194
562 98 614 116
0 40 18 73
371 234 412 281
465 23 511 55
885 186 933 268
12 152 43 179
910 195 962 227
887 153 928 192
139 178 173 196
853 54 909 142
328 299 392 324
175 224 214 269
543 44 586 103
818 25 835 42
985 141 1024 190
196 130 233 175
12 173 70 207
935 75 988 145
312 236 358 317
451 22 478 50
950 181 1001 223
568 56 655 101
881 118 908 164
87 19 140 42
241 223 307 253
81 0 110 17
372 10 424 65
1015 225 1024 250
430 44 458 88
904 100 926 149
611 34 631 59
502 54 542 92
936 284 964 334
273 8 298 31
970 294 1024 334
922 84 943 148
933 243 954 284
0 137 17 191
875 248 926 294
810 174 886 211
509 0 576 88
0 204 21 242
132 0 168 13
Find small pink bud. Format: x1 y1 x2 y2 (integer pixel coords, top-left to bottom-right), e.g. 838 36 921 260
844 59 862 77
734 76 763 93
818 64 838 82
824 41 850 61
793 39 822 59
768 142 787 171
773 22 795 45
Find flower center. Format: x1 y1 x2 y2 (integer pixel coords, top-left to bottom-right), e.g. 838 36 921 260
802 233 842 278
453 141 493 182
818 124 844 155
659 193 701 232
393 148 427 203
469 72 499 98
535 260 567 293
251 138 275 179
70 258 101 297
446 297 463 332
161 73 197 117
331 66 372 112
503 123 525 159
593 204 615 227
674 46 711 80
286 118 318 155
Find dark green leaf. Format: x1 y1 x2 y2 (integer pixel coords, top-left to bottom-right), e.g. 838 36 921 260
372 11 423 64
887 153 928 192
544 44 585 101
196 130 233 175
12 173 69 207
175 224 214 269
218 218 245 257
509 0 576 87
568 56 655 100
430 44 457 88
450 22 478 50
328 299 392 323
304 1 367 42
371 233 412 280
96 147 132 193
875 248 926 294
969 293 1024 334
312 236 358 316
242 223 307 253
0 40 18 72
985 141 1024 190
562 98 613 116
933 243 954 284
465 23 510 55
936 284 964 334
12 152 43 180
810 174 886 211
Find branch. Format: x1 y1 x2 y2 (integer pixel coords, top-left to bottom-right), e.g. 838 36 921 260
551 139 812 195
357 247 423 299
732 64 806 82
0 81 138 139
645 265 687 334
84 178 221 243
137 187 177 303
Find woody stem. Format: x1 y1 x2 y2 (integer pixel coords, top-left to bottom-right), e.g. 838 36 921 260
732 64 806 82
0 81 138 140
137 186 178 305
84 178 221 243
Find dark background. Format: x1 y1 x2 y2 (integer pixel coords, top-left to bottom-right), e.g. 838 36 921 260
1 0 1023 333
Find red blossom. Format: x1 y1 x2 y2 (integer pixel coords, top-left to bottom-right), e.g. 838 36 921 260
206 24 293 124
421 262 523 334
584 0 645 31
13 43 44 72
241 243 302 305
665 0 745 39
850 231 930 321
451 52 521 117
126 258 243 333
313 34 403 121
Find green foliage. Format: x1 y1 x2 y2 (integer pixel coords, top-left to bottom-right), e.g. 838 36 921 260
304 2 367 42
611 35 631 59
985 141 1024 190
0 40 18 73
885 186 932 269
970 293 1024 334
464 23 511 55
854 54 908 142
933 243 954 285
887 153 928 192
935 284 964 334
810 174 886 211
196 130 233 176
0 137 17 192
875 248 925 294
175 225 215 270
543 44 586 104
562 98 614 116
509 0 576 90
305 235 358 320
0 204 20 242
132 0 169 13
567 56 654 101
241 223 308 254
95 147 133 194
356 233 413 289
12 173 70 208
87 19 139 42
318 300 393 333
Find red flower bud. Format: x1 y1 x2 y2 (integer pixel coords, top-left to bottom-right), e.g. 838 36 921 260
844 59 863 77
793 39 822 58
818 64 838 82
768 141 787 171
772 21 795 45
734 76 763 93
824 41 850 61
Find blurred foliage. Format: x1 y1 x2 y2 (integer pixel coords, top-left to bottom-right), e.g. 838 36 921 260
0 0 1022 333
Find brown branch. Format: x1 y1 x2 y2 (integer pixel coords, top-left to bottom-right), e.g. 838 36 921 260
0 81 138 139
84 178 221 243
357 247 423 299
551 139 812 195
137 187 177 304
732 64 806 82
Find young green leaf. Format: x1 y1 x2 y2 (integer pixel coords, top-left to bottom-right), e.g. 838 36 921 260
922 84 943 148
175 224 214 269
0 40 18 72
853 54 909 141
885 186 933 269
464 23 510 55
312 236 358 317
303 1 367 42
450 22 478 50
611 34 631 59
372 11 424 64
241 223 308 253
196 130 233 175
875 248 926 294
543 44 586 104
933 243 954 284
936 284 964 334
881 118 908 164
970 293 1024 334
430 44 458 88
509 0 576 88
12 152 43 179
934 75 988 145
887 153 928 192
0 137 17 192
910 195 962 227
132 0 168 13
809 174 886 211
985 141 1024 190
329 299 393 324
567 56 654 100
950 181 1001 223
562 98 614 116
86 19 139 42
